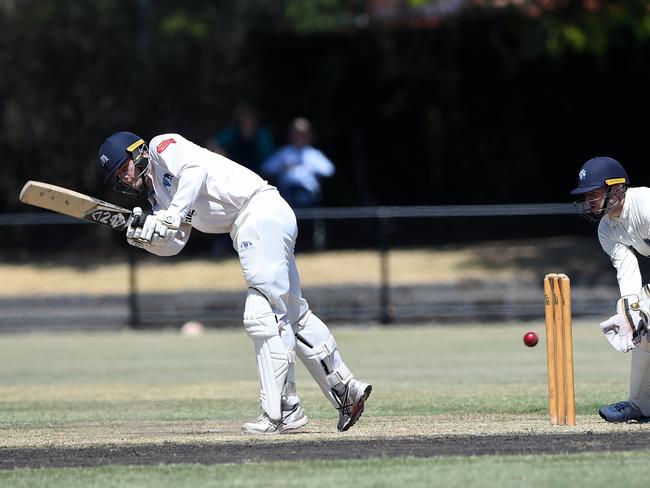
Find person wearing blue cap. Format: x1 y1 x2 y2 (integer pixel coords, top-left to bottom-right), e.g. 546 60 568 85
97 131 372 435
572 156 650 423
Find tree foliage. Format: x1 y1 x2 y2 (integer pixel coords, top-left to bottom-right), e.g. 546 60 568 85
2 0 650 213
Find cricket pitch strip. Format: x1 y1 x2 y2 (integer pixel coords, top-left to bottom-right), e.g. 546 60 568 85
2 414 649 469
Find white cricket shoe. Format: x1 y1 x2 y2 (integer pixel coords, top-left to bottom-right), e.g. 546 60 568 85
337 379 372 432
241 403 308 435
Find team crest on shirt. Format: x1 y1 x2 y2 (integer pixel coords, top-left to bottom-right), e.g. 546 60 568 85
162 173 174 189
579 169 587 181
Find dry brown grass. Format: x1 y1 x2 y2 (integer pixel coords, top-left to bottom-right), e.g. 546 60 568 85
0 236 607 296
0 244 546 297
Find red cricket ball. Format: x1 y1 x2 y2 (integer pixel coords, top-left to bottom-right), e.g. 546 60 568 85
523 331 539 347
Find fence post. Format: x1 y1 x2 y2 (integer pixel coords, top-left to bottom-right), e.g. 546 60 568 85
128 246 140 328
379 217 391 324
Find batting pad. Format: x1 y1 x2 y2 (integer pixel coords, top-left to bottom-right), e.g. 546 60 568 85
629 338 650 417
244 289 289 421
294 310 353 409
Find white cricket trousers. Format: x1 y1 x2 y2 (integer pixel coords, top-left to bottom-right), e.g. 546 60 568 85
232 189 354 412
231 188 309 324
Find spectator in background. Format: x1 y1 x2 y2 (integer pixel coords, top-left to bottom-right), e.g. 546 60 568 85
261 117 335 208
206 103 274 174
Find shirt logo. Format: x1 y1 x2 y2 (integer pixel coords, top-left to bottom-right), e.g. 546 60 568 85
579 169 587 181
162 173 173 189
156 138 176 153
239 241 253 251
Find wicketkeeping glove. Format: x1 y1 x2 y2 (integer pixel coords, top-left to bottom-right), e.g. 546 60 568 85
600 295 648 353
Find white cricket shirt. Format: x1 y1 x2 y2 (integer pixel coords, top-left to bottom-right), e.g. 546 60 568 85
146 133 272 234
598 187 650 296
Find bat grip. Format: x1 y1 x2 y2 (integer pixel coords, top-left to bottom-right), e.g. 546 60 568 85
129 207 146 229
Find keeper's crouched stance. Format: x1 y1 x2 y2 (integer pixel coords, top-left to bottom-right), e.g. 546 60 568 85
572 156 650 423
598 290 650 422
97 131 371 435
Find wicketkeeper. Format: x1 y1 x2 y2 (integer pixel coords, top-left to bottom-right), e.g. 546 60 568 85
98 131 372 434
572 156 650 422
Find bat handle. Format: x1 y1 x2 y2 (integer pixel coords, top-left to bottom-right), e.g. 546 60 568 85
129 207 146 229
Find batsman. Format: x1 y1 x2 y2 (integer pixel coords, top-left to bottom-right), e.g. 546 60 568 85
97 131 372 434
572 156 650 423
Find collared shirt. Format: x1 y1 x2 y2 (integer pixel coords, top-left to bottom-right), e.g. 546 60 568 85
598 187 650 296
147 133 272 235
261 145 335 197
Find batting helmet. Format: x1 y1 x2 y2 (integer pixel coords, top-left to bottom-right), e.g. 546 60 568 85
98 131 147 183
570 157 629 195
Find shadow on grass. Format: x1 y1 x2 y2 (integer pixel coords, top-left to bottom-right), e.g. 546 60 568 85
461 236 623 285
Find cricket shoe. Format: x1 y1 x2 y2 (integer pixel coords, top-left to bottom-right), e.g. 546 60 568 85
336 379 372 432
599 400 645 423
241 403 308 435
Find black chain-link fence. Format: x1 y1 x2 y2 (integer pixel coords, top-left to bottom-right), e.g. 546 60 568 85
0 205 629 331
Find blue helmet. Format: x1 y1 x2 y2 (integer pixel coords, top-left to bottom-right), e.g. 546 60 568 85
570 157 629 195
98 131 149 195
98 131 147 183
572 157 629 222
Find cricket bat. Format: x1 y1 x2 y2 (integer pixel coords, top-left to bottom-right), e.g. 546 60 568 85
19 180 134 231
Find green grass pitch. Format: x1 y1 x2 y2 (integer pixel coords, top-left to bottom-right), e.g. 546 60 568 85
0 322 647 487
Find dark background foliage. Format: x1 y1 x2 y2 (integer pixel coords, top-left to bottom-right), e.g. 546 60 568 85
2 0 649 212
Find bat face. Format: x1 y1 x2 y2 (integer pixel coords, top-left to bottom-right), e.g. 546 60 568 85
19 180 132 231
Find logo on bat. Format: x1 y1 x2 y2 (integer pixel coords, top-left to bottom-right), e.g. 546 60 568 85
88 210 127 229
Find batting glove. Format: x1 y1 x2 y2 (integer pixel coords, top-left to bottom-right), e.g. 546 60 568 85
126 207 147 246
140 211 181 242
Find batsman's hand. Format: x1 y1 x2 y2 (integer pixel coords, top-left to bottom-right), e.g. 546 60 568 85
126 208 182 249
126 207 147 246
141 212 180 242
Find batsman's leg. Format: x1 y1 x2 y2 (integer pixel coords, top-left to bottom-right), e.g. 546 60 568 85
278 318 302 409
293 309 372 432
241 288 307 434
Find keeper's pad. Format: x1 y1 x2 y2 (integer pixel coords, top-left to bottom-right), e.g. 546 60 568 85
243 288 289 421
629 337 650 416
294 311 354 409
